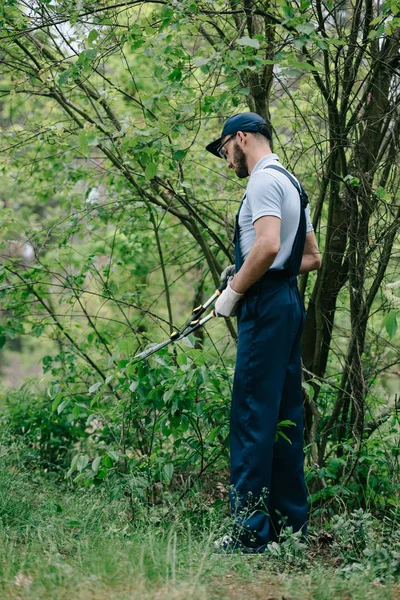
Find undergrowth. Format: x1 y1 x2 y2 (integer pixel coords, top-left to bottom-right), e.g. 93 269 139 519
0 440 399 600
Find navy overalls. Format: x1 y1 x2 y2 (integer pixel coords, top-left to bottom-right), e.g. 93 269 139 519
230 164 308 549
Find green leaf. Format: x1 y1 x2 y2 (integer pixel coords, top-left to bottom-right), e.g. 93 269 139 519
129 380 139 392
72 404 82 418
283 5 294 19
107 450 119 463
88 29 99 45
237 36 260 49
67 455 79 477
89 382 102 393
57 399 69 414
383 311 398 339
51 394 63 412
76 454 89 472
208 426 220 442
0 335 6 349
168 68 182 81
295 23 315 35
343 174 360 186
126 363 138 377
368 23 385 39
375 186 387 199
32 325 44 337
302 381 316 400
182 335 194 348
65 518 81 527
163 387 175 402
58 69 71 86
176 353 187 366
276 430 292 444
92 456 101 473
286 60 321 72
84 48 97 61
278 419 296 428
48 384 60 399
145 162 157 180
172 150 186 161
163 462 174 482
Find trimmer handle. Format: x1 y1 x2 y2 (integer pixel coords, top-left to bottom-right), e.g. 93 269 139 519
217 279 228 294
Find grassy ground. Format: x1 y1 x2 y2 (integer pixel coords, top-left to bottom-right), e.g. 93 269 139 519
0 463 399 600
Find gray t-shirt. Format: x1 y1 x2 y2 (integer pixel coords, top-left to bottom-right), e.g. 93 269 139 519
238 154 313 269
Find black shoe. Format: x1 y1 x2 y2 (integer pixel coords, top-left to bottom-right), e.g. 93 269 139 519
213 535 266 555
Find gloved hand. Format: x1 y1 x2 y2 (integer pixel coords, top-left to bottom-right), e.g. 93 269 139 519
220 264 236 284
214 279 243 317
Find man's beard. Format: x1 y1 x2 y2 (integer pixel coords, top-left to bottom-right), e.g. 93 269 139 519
232 144 249 178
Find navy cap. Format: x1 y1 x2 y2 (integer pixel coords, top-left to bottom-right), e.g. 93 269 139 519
205 112 271 158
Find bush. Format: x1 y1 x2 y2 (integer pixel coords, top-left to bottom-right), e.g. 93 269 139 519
331 509 400 581
0 385 88 475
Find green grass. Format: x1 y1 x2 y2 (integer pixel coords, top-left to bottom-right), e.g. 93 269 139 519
0 464 399 600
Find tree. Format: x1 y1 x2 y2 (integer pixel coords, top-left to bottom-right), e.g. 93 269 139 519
0 0 399 498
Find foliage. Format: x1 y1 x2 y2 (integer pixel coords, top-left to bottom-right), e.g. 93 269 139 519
0 5 399 597
0 453 398 599
1 345 232 493
0 0 398 509
331 509 400 581
0 385 89 474
306 386 400 513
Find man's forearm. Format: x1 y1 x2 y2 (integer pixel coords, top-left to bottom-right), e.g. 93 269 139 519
230 240 278 295
299 232 321 274
299 252 322 274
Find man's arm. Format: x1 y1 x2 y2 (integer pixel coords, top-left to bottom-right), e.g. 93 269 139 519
230 216 281 295
299 231 321 274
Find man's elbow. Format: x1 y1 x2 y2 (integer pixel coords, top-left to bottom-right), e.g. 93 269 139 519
299 253 322 274
307 254 322 272
269 244 280 260
263 238 280 257
256 239 280 262
313 254 322 270
265 245 280 266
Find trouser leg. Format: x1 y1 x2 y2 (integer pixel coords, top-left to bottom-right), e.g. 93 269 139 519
268 315 308 541
230 280 302 547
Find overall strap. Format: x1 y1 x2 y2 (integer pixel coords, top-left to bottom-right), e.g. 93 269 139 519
263 165 308 277
233 195 246 271
233 165 309 277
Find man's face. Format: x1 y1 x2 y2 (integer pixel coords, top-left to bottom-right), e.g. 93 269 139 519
219 132 249 178
230 142 249 179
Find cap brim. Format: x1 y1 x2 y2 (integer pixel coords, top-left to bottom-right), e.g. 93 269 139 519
205 137 223 158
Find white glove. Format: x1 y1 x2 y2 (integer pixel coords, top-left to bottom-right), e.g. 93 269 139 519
220 264 236 284
214 279 243 317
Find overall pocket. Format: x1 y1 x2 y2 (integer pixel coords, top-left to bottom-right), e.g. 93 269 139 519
245 293 259 320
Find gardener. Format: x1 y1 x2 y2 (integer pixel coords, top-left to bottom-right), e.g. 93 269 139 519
206 112 321 553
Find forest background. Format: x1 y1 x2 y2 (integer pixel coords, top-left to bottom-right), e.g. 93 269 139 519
0 1 399 599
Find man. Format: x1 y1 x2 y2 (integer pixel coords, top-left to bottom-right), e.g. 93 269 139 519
206 112 321 553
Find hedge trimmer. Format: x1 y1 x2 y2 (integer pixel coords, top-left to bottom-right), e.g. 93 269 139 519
131 280 227 363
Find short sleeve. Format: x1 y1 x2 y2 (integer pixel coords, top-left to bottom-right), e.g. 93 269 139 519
246 172 284 224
